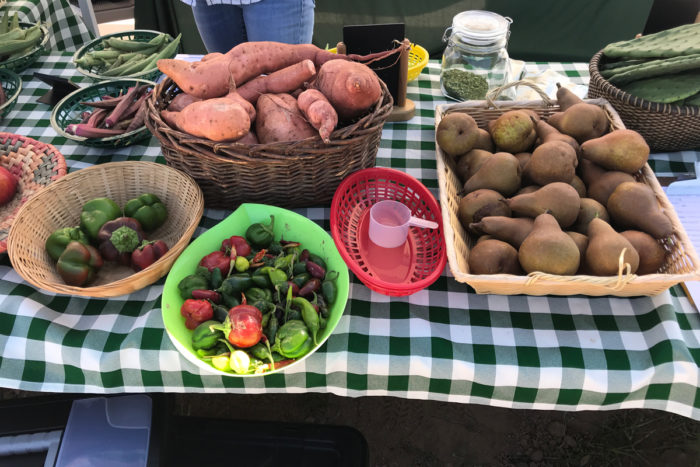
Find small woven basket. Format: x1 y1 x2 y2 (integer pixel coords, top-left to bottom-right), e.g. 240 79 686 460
588 50 700 152
144 77 393 209
0 133 67 254
0 22 49 73
0 68 21 120
51 79 155 148
72 30 176 82
7 161 205 298
436 94 700 296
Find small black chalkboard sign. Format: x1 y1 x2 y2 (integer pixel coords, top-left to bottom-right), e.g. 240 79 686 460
33 72 80 106
343 23 405 104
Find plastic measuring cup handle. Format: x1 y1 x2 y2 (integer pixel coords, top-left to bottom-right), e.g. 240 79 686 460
408 217 439 229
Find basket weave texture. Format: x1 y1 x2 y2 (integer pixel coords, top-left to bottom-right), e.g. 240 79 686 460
0 133 67 254
144 77 393 209
436 99 700 296
588 51 700 152
7 161 204 298
0 68 21 120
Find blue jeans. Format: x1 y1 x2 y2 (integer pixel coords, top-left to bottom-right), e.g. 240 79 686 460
191 0 316 54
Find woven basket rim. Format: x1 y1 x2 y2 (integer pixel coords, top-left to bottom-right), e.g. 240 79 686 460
6 160 205 297
72 29 176 80
0 68 21 115
50 78 156 145
589 50 700 116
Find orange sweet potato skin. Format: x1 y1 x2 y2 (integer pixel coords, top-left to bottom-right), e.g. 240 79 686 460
237 59 316 104
297 89 338 143
314 59 382 120
255 93 316 144
173 97 251 142
168 92 201 112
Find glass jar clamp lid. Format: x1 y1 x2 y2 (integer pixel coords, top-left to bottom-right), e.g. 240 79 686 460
441 10 514 101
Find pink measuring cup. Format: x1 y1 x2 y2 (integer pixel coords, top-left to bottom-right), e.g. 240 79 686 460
368 200 439 248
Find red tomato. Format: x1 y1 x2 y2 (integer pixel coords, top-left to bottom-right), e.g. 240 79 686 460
226 304 263 348
0 166 17 206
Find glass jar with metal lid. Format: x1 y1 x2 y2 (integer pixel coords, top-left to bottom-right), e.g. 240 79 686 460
441 10 514 101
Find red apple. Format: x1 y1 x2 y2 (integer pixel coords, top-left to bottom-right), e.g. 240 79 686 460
0 166 17 206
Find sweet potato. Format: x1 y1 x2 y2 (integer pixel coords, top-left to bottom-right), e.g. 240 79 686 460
315 59 382 120
157 41 403 100
297 89 337 143
237 59 316 104
168 92 201 112
225 90 256 123
161 109 181 130
255 93 316 144
169 97 251 142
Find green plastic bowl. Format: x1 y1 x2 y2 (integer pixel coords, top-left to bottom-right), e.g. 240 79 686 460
72 29 177 82
0 69 21 120
51 79 155 148
161 203 350 377
0 22 49 73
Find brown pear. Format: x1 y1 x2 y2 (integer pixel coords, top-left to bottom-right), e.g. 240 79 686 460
570 175 587 198
524 140 578 185
455 149 492 183
458 189 510 228
548 103 609 143
469 216 534 248
556 83 583 111
506 182 581 228
463 152 521 197
585 218 639 275
621 230 667 274
580 129 650 173
578 158 607 186
517 185 540 195
488 110 537 153
566 231 589 260
572 198 610 234
518 213 580 275
587 171 636 206
607 182 674 239
468 239 522 275
472 128 495 152
436 112 479 158
534 119 581 158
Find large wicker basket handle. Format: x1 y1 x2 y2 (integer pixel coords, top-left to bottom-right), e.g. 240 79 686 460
485 80 554 107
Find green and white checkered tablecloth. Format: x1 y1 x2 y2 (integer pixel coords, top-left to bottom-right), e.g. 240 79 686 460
1 52 700 420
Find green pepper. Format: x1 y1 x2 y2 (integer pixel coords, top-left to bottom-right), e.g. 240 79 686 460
274 253 295 272
234 256 249 272
246 215 275 248
177 274 209 299
293 296 320 346
210 267 224 289
308 253 327 271
80 197 121 240
123 193 168 232
267 267 287 287
292 272 311 289
245 287 272 303
56 241 104 287
218 273 254 297
45 226 90 262
221 292 240 309
191 320 224 351
321 271 339 305
251 267 272 288
212 303 229 322
265 313 279 345
271 319 313 359
292 261 308 276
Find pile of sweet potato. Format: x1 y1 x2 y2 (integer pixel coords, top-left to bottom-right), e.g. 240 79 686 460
156 41 398 144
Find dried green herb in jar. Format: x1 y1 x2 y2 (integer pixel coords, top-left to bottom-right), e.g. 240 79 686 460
441 69 489 101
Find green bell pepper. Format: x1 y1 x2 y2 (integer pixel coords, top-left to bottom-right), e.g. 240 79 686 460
45 226 90 262
271 319 313 359
245 215 275 249
56 241 103 287
191 320 225 351
218 273 254 298
80 197 121 240
177 273 210 299
123 193 168 232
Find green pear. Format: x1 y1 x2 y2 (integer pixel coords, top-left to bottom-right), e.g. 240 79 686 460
488 110 537 153
436 112 479 158
580 129 650 174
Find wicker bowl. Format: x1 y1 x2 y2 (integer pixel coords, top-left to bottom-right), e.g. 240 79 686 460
588 50 700 152
436 98 700 296
0 68 21 120
145 77 393 209
7 161 205 298
72 30 177 82
0 22 49 73
51 79 155 148
0 133 67 254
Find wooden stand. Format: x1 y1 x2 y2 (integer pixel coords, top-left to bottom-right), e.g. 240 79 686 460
336 39 415 122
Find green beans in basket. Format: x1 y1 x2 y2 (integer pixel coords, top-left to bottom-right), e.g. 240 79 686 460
0 12 45 62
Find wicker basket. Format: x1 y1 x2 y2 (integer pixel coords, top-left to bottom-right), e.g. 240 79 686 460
144 77 393 209
588 50 700 152
0 22 49 73
436 98 700 296
7 161 205 298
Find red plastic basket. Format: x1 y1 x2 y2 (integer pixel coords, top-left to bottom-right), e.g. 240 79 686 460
330 167 446 296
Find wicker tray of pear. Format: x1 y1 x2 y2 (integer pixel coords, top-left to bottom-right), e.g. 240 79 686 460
434 83 700 296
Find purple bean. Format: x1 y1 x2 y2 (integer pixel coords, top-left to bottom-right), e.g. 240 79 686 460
306 260 326 279
298 278 321 297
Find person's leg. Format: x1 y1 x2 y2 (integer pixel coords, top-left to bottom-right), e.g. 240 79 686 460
242 0 315 44
191 3 247 53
